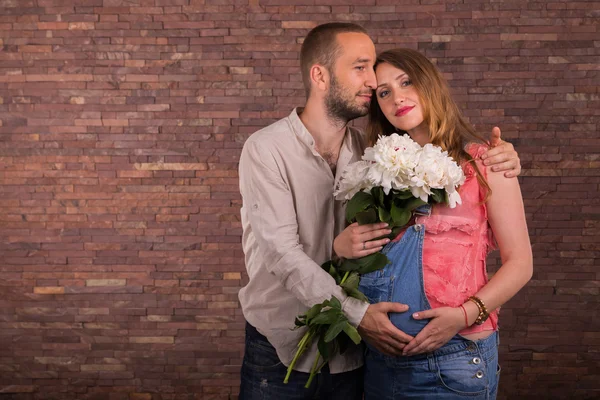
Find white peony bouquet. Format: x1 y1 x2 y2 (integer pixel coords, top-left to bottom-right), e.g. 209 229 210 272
335 133 465 209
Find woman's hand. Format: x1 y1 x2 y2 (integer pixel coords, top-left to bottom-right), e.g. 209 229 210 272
401 307 465 356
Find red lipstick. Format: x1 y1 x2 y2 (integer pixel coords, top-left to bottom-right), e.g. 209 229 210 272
395 106 414 117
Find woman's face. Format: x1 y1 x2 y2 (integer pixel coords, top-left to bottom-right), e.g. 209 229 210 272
375 62 427 139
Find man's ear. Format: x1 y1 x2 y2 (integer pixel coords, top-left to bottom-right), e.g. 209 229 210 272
310 64 330 93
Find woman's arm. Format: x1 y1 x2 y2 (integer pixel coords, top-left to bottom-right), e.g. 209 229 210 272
402 167 533 356
460 166 533 325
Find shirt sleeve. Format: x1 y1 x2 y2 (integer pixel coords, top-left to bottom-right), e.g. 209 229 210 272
239 140 368 327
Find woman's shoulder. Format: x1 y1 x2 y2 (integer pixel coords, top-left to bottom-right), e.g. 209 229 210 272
464 141 490 159
461 142 489 179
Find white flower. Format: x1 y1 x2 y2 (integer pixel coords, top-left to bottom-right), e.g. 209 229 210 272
335 134 465 208
410 144 465 207
446 190 462 208
362 134 421 194
334 161 372 200
442 152 466 208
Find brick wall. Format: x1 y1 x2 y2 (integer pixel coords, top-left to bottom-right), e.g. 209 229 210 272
0 1 598 399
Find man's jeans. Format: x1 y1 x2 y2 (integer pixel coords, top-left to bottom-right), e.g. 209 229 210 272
239 323 363 400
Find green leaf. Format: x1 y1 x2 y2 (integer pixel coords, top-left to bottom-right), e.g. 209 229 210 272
405 197 427 211
431 188 444 203
378 206 391 223
391 202 412 226
320 259 333 271
338 258 361 272
342 322 362 345
346 191 374 223
389 226 404 240
317 335 330 361
320 260 341 283
392 189 414 200
371 187 385 208
294 317 306 327
328 296 342 310
355 252 390 275
340 272 360 291
305 303 324 322
355 208 378 225
309 308 342 326
324 319 348 343
338 252 389 275
344 287 369 303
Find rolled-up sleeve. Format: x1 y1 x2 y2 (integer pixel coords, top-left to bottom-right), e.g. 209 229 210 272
239 140 368 327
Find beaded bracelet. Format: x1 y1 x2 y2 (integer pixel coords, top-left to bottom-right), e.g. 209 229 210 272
467 295 489 325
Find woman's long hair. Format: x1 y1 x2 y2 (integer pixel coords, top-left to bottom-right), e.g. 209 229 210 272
367 48 491 199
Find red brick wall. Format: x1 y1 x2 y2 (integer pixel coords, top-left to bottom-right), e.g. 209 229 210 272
0 1 598 399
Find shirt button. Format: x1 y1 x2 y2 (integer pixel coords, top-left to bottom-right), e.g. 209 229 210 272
476 371 484 379
414 224 421 231
473 357 481 365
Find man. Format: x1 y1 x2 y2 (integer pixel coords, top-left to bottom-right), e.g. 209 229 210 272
238 23 520 400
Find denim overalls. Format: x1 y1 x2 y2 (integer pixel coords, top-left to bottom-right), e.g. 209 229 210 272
359 204 500 399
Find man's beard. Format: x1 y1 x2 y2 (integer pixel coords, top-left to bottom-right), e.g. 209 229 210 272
325 75 370 124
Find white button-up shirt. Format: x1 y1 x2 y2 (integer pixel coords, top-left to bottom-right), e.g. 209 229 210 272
238 108 370 373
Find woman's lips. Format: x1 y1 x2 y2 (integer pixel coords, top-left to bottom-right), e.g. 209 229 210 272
395 106 415 116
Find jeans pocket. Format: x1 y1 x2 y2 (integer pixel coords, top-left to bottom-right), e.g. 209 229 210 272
243 338 283 372
488 363 501 399
358 276 391 304
436 352 488 397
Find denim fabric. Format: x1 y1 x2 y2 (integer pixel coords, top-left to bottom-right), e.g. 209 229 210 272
359 216 500 399
364 331 500 399
239 323 364 400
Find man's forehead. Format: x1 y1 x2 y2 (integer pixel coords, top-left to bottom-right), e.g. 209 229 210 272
336 32 376 62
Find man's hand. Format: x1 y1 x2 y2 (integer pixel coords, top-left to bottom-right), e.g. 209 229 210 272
358 302 413 356
334 222 391 259
481 126 521 178
402 307 464 356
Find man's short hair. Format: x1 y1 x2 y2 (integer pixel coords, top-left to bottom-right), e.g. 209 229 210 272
300 22 368 97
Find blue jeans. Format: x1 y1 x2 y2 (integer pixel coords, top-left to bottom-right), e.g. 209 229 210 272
239 323 364 400
359 218 500 399
364 331 500 399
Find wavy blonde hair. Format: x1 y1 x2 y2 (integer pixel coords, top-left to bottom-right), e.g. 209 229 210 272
367 48 491 199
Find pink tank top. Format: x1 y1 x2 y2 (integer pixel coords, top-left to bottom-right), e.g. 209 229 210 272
396 143 498 334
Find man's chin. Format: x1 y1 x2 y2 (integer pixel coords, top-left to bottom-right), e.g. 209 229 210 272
356 103 370 117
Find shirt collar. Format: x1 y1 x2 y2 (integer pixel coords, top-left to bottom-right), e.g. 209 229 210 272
288 107 355 157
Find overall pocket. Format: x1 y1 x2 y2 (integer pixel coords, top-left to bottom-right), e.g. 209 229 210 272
358 275 392 304
436 350 488 397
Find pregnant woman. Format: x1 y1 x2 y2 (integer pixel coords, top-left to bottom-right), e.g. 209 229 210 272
358 48 533 399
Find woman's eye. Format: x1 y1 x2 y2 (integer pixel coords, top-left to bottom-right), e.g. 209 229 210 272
356 66 365 71
401 80 412 87
378 90 389 98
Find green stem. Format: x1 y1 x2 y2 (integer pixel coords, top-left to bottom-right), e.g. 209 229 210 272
284 329 313 384
340 271 350 285
304 349 321 389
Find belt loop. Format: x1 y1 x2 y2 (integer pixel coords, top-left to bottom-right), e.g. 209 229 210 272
427 353 436 372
